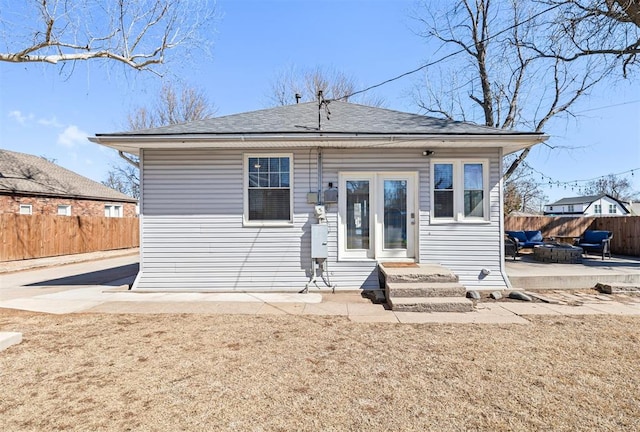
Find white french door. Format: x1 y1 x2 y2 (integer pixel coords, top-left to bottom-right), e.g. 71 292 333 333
339 172 417 260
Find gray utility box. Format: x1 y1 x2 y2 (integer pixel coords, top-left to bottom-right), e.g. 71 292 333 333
311 224 328 258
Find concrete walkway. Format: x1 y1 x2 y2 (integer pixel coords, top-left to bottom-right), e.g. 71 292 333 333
1 249 639 326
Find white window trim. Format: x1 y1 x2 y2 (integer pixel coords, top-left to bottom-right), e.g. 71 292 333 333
243 153 294 227
338 173 375 260
430 159 490 224
338 171 418 261
57 205 72 216
19 204 32 215
104 204 123 218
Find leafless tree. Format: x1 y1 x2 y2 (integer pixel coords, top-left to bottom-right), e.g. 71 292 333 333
540 1 640 76
583 174 639 199
502 156 548 214
102 167 139 199
0 0 217 74
105 82 215 193
267 65 386 107
412 0 615 184
126 83 216 130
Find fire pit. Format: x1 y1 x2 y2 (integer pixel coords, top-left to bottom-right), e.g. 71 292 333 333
533 243 583 264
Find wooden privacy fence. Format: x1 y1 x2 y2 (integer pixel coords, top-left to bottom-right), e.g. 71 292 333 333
505 215 640 257
1 214 139 262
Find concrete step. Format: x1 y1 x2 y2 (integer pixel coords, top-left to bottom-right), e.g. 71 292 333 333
386 282 466 298
388 297 474 313
379 263 459 284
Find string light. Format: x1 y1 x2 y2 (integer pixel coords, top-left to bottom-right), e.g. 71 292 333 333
519 162 640 193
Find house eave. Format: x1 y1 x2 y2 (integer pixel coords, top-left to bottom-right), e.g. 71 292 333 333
89 133 547 156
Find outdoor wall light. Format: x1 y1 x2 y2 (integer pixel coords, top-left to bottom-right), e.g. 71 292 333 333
422 150 434 156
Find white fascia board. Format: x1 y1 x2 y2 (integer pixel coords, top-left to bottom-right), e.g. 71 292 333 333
89 133 548 156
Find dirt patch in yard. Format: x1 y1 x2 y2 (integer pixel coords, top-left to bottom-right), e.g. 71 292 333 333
1 309 639 431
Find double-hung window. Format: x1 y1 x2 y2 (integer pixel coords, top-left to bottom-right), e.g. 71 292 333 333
594 204 602 214
609 204 616 214
432 160 488 222
245 154 292 225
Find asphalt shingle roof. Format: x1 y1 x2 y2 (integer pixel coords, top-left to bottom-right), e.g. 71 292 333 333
548 195 604 206
100 101 540 137
0 149 136 202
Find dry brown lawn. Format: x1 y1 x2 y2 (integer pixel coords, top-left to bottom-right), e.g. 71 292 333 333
1 309 639 431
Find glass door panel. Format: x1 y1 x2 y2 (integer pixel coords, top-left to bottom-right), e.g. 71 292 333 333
376 173 415 259
346 180 370 250
383 180 407 249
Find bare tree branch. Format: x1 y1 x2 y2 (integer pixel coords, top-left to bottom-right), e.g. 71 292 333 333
108 82 215 193
539 0 640 76
266 65 386 107
412 0 616 186
0 0 217 74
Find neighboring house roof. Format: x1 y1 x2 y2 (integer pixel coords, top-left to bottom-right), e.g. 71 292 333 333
91 101 547 155
546 194 630 213
0 149 137 203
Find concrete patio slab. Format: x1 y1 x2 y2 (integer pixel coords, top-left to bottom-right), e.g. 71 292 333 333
302 302 349 316
105 292 190 302
475 303 522 316
256 303 307 315
253 293 323 303
506 254 640 290
542 304 608 315
346 302 390 316
0 298 103 314
582 302 640 315
85 301 229 314
470 311 530 324
209 302 266 314
0 332 22 351
492 302 561 315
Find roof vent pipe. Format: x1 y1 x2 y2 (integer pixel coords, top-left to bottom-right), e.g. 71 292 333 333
295 93 301 104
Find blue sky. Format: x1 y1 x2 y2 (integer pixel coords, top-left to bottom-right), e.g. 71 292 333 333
0 0 638 204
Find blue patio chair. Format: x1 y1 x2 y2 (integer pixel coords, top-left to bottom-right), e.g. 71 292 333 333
575 230 613 260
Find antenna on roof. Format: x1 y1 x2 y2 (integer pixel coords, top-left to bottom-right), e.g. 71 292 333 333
295 93 301 104
317 90 331 130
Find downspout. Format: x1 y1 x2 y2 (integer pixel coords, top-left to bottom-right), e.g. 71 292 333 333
130 148 144 290
499 148 513 289
317 148 323 205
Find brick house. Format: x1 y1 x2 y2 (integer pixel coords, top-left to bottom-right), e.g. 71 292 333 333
0 149 137 217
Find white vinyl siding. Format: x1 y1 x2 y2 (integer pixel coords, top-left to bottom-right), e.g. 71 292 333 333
135 147 507 291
